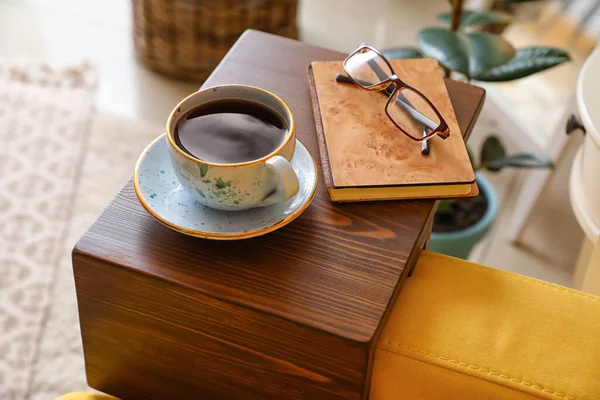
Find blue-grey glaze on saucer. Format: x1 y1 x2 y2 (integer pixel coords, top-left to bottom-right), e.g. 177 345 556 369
134 134 317 240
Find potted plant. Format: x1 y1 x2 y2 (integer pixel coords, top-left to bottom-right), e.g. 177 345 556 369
383 0 569 258
429 136 552 259
383 0 570 82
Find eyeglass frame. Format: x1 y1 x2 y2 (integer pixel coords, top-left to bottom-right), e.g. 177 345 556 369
342 44 450 142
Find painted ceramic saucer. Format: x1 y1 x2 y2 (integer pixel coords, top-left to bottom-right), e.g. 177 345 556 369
133 134 318 240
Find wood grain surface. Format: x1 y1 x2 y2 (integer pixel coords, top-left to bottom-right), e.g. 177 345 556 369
75 255 367 400
73 30 485 400
310 60 474 187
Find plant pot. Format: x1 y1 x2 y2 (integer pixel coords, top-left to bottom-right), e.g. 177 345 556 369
428 173 498 259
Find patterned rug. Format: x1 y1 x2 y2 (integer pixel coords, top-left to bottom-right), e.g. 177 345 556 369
0 64 162 399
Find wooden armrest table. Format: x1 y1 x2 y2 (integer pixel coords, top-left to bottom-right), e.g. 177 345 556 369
73 30 485 400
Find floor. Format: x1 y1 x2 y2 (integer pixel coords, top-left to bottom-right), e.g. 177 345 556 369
0 0 586 286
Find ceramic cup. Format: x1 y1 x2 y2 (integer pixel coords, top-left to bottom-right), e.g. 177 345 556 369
165 84 299 211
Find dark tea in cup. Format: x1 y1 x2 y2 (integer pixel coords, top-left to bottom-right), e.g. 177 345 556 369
174 99 288 164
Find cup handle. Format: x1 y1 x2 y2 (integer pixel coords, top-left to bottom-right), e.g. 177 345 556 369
263 155 300 206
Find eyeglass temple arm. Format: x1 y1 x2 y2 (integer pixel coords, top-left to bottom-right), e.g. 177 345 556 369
336 74 431 153
364 59 434 154
335 74 438 132
365 57 436 146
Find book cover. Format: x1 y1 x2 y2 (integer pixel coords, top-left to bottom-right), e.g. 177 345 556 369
308 59 477 202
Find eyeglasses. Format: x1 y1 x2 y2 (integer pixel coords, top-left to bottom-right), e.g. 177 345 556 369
342 44 450 142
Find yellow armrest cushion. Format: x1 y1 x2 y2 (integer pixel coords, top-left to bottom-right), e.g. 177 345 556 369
371 251 600 400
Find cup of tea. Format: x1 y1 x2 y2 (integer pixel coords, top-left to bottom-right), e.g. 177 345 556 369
165 84 300 211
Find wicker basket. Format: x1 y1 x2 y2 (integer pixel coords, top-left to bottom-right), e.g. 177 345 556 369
132 0 298 82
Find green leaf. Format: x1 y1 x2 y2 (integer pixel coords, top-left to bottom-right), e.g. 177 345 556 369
466 32 516 77
382 47 424 60
461 10 514 28
418 28 515 78
486 153 554 172
437 199 453 214
437 10 513 28
474 47 570 82
480 136 506 166
418 28 469 76
438 10 474 26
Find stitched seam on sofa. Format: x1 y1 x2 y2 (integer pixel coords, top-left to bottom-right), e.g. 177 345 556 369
425 253 600 303
379 341 577 400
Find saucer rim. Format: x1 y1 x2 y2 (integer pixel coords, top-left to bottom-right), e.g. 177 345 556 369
133 134 318 240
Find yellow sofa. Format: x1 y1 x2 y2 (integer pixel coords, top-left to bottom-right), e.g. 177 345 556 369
371 251 600 400
58 251 600 400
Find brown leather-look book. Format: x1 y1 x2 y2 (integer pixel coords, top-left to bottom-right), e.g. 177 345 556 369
308 59 478 202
